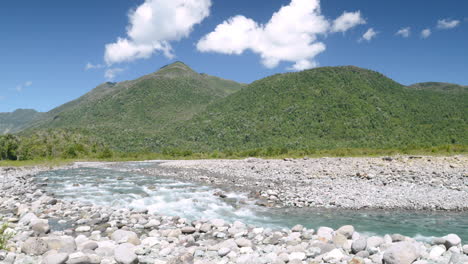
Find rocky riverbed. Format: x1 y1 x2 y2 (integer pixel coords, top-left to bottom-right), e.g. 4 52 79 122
153 156 468 210
0 157 468 264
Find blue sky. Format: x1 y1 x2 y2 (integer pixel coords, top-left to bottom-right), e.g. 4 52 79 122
0 0 467 112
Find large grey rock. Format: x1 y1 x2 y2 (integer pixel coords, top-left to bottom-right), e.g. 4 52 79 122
367 236 385 249
114 243 138 264
111 230 140 245
444 234 461 248
42 252 69 264
351 238 367 254
21 237 48 255
337 225 355 239
383 242 420 264
45 236 77 253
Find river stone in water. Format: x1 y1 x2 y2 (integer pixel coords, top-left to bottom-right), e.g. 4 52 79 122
114 243 138 264
444 234 461 248
337 225 354 239
21 237 48 255
383 242 420 264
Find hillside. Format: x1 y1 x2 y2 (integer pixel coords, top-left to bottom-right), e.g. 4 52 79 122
0 109 44 134
29 62 245 151
409 82 467 93
159 66 467 151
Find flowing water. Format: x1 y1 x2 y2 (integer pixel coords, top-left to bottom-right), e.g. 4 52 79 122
35 162 468 242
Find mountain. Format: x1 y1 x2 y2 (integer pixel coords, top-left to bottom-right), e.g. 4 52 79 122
409 82 467 93
161 66 467 151
0 109 45 134
28 62 245 151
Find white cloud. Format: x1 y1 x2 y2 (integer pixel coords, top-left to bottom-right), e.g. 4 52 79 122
396 27 411 38
104 0 211 65
15 81 32 92
197 0 365 71
331 11 366 33
437 19 460 29
105 68 125 80
360 28 378 42
85 63 104 70
421 28 431 39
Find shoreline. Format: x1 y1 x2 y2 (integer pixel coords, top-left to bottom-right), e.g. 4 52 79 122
1 158 467 263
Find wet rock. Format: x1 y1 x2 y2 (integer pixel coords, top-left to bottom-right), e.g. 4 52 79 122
383 242 420 264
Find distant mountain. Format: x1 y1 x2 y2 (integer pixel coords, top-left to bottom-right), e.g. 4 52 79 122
162 66 467 151
409 82 468 93
29 62 246 151
0 109 44 134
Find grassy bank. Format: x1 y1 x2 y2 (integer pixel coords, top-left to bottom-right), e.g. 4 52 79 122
1 144 466 167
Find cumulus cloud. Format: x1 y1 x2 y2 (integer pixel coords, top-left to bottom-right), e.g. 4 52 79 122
105 68 125 80
437 19 460 29
421 28 432 39
360 28 378 42
197 0 365 71
396 27 411 38
331 11 366 33
16 81 32 92
105 0 212 65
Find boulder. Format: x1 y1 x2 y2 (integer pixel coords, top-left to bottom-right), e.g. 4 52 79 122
382 242 420 264
21 237 48 256
66 252 92 264
367 236 385 249
323 248 344 262
32 222 50 234
317 227 334 241
235 238 252 248
111 230 140 245
114 243 138 264
19 212 38 225
429 246 446 259
181 226 196 234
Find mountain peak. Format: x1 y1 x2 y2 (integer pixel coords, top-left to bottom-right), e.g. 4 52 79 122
155 61 197 77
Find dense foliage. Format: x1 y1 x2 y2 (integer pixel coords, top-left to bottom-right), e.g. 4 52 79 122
158 66 467 151
409 82 467 93
0 129 110 161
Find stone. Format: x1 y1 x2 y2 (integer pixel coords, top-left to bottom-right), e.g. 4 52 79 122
218 247 231 257
114 243 138 264
66 252 91 264
390 234 406 242
42 252 69 264
291 225 304 232
32 222 50 234
351 238 367 254
333 233 348 248
181 226 196 234
337 225 354 239
317 227 334 241
111 230 141 245
211 219 225 228
235 238 252 248
366 236 384 249
463 245 468 254
199 223 212 233
348 257 365 264
429 246 446 259
323 248 344 262
382 242 420 264
75 226 91 232
449 253 468 264
81 241 99 251
45 236 77 253
19 212 38 225
444 234 461 248
21 237 48 256
289 252 306 261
